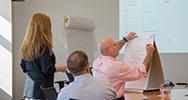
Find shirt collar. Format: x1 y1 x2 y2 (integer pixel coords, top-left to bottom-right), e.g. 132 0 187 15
74 74 92 82
100 55 117 61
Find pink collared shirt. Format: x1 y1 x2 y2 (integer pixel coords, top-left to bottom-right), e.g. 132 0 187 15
92 55 147 97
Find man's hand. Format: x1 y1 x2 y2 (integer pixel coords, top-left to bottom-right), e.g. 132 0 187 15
144 44 155 72
125 32 137 41
146 44 155 56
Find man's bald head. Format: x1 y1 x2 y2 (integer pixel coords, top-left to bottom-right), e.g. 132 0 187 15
99 38 113 55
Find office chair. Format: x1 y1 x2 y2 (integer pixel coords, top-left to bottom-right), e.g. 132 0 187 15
69 98 80 100
112 96 125 100
41 67 97 100
55 71 74 89
55 68 92 90
41 71 74 100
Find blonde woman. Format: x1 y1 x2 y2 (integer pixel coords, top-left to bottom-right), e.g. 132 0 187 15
20 13 67 100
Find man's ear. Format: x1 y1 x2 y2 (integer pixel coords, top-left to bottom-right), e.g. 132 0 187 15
86 64 90 73
106 48 111 55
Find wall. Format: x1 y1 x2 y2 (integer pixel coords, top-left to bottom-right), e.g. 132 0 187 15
12 0 188 100
159 53 188 83
0 0 12 99
12 0 118 99
0 0 11 20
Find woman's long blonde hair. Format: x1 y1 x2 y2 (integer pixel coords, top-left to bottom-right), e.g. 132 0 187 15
20 13 53 60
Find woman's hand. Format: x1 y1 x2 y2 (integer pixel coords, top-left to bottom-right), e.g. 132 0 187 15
56 64 67 72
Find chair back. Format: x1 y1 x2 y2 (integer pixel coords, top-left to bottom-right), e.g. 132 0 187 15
113 96 125 100
55 71 74 89
66 71 74 82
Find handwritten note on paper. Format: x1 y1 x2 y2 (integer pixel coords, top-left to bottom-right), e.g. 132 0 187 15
123 33 154 91
123 34 154 66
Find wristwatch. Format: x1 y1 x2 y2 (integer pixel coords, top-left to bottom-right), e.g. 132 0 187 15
123 37 128 42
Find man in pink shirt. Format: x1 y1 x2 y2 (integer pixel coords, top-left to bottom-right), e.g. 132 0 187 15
92 32 155 97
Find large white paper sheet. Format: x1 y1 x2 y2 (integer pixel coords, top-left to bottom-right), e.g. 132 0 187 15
64 16 95 31
63 16 96 64
64 28 96 64
124 33 155 91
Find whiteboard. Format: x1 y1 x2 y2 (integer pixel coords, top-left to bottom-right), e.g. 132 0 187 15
120 0 188 53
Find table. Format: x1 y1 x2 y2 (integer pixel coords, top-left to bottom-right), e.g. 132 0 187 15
124 88 188 100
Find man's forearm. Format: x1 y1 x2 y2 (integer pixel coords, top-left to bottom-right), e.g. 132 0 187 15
117 39 127 50
143 53 153 72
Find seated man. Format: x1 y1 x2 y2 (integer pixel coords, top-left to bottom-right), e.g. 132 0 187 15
92 32 155 97
57 51 117 100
